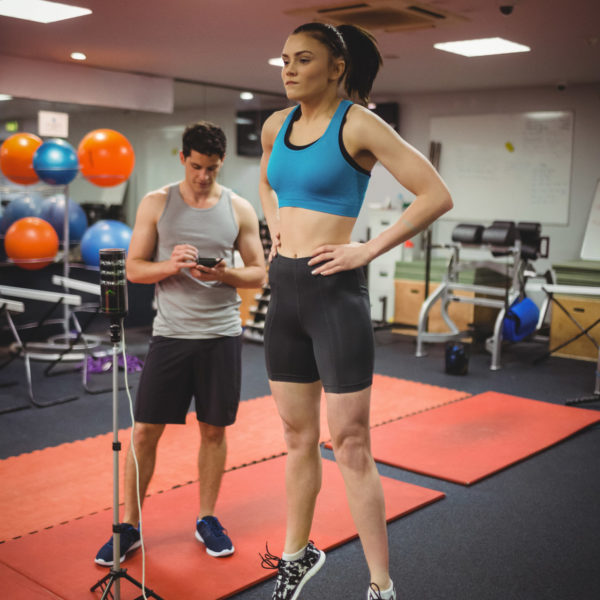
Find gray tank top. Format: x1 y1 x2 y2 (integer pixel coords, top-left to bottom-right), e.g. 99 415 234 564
152 183 241 339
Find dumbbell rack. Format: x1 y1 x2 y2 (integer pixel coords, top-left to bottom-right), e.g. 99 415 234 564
243 284 270 343
243 220 272 343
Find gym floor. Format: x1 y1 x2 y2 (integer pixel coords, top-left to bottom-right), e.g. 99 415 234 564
1 327 599 599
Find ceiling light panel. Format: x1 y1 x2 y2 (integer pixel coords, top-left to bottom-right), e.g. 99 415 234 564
434 37 531 57
0 0 91 24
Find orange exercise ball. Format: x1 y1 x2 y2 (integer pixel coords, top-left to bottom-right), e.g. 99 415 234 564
77 129 135 187
4 217 59 270
0 133 43 185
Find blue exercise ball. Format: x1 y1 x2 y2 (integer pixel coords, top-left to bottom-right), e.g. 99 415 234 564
80 219 132 267
39 194 89 243
33 139 79 185
0 192 45 234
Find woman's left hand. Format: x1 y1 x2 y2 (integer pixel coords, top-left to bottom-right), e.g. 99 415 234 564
308 242 372 275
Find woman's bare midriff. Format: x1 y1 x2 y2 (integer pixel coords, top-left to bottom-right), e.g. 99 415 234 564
278 206 356 258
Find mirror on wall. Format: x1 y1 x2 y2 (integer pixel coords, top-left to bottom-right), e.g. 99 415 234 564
0 80 288 230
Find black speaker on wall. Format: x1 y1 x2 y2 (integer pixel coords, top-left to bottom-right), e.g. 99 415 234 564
370 102 400 132
236 109 282 157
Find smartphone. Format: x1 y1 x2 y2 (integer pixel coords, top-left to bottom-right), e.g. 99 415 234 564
196 257 223 268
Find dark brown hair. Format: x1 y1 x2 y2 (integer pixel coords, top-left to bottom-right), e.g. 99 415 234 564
182 121 226 158
292 22 383 104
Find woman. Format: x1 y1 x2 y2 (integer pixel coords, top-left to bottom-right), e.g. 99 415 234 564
258 22 453 600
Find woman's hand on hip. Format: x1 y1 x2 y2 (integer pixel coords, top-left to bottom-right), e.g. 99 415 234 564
308 242 372 275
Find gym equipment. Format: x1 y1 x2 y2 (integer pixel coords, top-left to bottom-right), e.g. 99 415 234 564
445 342 469 375
39 194 88 243
0 276 116 412
80 219 132 267
502 297 540 342
0 297 28 413
32 139 79 185
537 283 600 406
0 132 42 185
77 128 135 187
0 192 44 234
0 284 83 411
4 216 59 270
416 220 551 370
90 263 161 600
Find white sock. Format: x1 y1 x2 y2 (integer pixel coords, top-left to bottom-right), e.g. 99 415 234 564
282 545 307 562
378 581 395 599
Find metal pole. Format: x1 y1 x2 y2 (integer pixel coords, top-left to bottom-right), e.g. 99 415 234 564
111 329 121 599
62 185 71 338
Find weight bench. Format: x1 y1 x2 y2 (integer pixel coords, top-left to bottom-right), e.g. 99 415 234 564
416 220 550 370
0 284 86 411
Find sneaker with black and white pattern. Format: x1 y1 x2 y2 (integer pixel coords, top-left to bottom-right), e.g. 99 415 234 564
260 541 326 600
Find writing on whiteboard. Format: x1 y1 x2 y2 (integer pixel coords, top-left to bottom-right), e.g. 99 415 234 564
431 111 573 225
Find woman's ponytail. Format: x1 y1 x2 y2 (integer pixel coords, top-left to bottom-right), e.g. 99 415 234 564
337 24 383 105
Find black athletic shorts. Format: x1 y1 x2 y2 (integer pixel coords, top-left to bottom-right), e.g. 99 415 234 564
264 254 374 394
134 334 242 426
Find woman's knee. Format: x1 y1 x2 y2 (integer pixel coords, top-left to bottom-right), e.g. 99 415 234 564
281 420 320 452
331 429 371 470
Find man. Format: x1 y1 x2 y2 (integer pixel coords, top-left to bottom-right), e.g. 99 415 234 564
95 121 266 566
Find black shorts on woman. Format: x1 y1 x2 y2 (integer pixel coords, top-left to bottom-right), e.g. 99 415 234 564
264 254 374 394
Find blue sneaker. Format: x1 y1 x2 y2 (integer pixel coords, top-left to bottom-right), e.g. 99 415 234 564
195 516 234 557
94 523 141 566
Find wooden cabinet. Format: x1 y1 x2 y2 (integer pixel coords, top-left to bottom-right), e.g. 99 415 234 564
393 279 476 333
550 295 600 360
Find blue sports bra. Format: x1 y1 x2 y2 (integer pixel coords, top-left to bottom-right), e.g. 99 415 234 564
267 100 370 218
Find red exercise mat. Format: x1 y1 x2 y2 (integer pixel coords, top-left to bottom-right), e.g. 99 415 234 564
362 391 600 485
0 375 465 542
0 455 444 600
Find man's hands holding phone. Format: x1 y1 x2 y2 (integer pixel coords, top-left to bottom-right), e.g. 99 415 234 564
192 255 225 281
169 244 224 281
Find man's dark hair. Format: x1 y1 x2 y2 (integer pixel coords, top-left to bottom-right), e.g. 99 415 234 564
182 121 227 158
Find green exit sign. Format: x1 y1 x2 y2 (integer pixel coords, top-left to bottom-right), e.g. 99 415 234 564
5 121 18 132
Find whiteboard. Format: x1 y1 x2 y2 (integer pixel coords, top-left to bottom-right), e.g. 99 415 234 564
581 179 600 260
430 111 573 224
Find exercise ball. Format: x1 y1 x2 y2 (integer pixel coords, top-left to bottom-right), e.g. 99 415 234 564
39 194 89 243
33 139 79 185
80 219 132 267
0 193 45 234
78 129 135 187
0 133 43 185
4 216 59 270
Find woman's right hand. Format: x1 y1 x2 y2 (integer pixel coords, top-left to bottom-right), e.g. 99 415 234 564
269 231 281 262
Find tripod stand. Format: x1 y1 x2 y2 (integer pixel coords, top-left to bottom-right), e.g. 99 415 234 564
90 318 163 600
